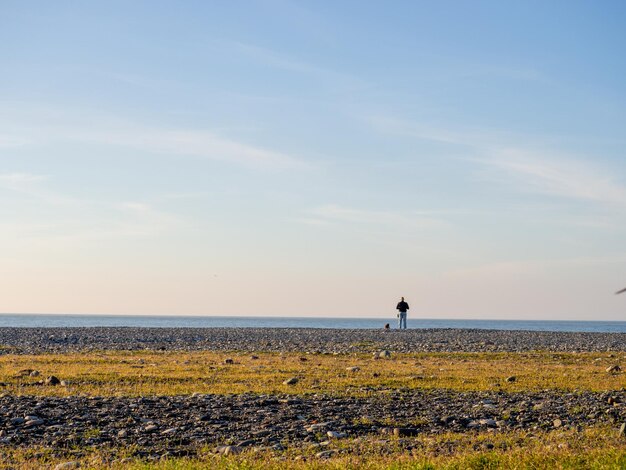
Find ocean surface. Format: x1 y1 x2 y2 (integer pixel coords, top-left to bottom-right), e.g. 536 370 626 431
0 314 624 332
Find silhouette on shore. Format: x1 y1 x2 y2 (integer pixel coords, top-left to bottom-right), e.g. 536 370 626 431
396 297 409 329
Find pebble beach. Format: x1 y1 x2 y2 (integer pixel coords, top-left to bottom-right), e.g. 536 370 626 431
1 327 625 354
1 327 625 465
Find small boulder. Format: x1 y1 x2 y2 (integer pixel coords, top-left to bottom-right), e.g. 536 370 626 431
223 358 234 365
217 445 242 456
45 376 61 386
505 376 516 382
606 365 621 374
393 427 419 437
346 366 360 372
283 377 299 385
54 462 80 470
378 350 392 359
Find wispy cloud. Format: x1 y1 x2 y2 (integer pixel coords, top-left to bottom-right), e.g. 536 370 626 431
0 106 305 170
0 172 47 186
231 42 369 91
306 204 446 229
476 149 626 206
65 126 305 169
0 134 30 148
369 116 626 208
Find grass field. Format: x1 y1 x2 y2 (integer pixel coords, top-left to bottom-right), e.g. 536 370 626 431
0 350 624 397
1 350 625 468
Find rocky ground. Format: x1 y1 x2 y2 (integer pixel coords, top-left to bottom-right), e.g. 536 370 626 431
0 327 625 354
1 327 625 463
0 390 625 458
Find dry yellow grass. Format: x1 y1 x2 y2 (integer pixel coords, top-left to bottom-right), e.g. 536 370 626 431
0 350 624 397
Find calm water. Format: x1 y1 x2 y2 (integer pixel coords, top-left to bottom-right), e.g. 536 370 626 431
0 314 624 332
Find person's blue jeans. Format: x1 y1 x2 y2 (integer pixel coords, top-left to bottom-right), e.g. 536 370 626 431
398 312 407 329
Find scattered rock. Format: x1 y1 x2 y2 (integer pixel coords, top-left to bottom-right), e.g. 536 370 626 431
327 430 346 439
606 365 621 374
553 419 563 428
54 462 80 470
346 366 360 372
45 376 61 386
283 377 299 385
378 350 392 359
217 445 242 455
316 450 336 459
505 376 516 382
394 427 419 437
223 358 234 365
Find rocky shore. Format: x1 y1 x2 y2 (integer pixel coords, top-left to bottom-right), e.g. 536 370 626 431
1 390 624 457
0 327 625 354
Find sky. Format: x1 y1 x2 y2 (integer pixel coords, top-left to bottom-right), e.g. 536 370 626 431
1 1 626 320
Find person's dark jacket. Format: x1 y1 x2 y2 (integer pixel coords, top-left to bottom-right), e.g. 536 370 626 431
396 301 409 313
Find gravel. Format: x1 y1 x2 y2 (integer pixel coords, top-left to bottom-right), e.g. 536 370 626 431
0 390 624 455
0 327 624 354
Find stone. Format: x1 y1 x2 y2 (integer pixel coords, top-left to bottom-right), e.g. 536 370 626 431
315 450 336 459
346 366 360 372
117 430 128 438
553 419 563 428
505 376 516 382
144 424 159 432
378 350 392 359
606 365 621 374
393 427 419 437
29 370 41 377
479 419 497 428
25 419 44 427
217 445 242 455
223 358 234 364
327 430 346 439
619 422 626 436
283 377 299 385
45 376 61 386
54 463 80 470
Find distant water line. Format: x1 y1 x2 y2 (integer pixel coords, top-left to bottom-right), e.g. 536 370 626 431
0 314 625 333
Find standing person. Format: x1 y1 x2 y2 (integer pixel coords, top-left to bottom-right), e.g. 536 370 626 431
396 297 409 329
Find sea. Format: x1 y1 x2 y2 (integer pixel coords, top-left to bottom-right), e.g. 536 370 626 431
0 314 624 333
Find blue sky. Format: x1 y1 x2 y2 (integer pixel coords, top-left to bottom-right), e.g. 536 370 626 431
1 1 626 319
